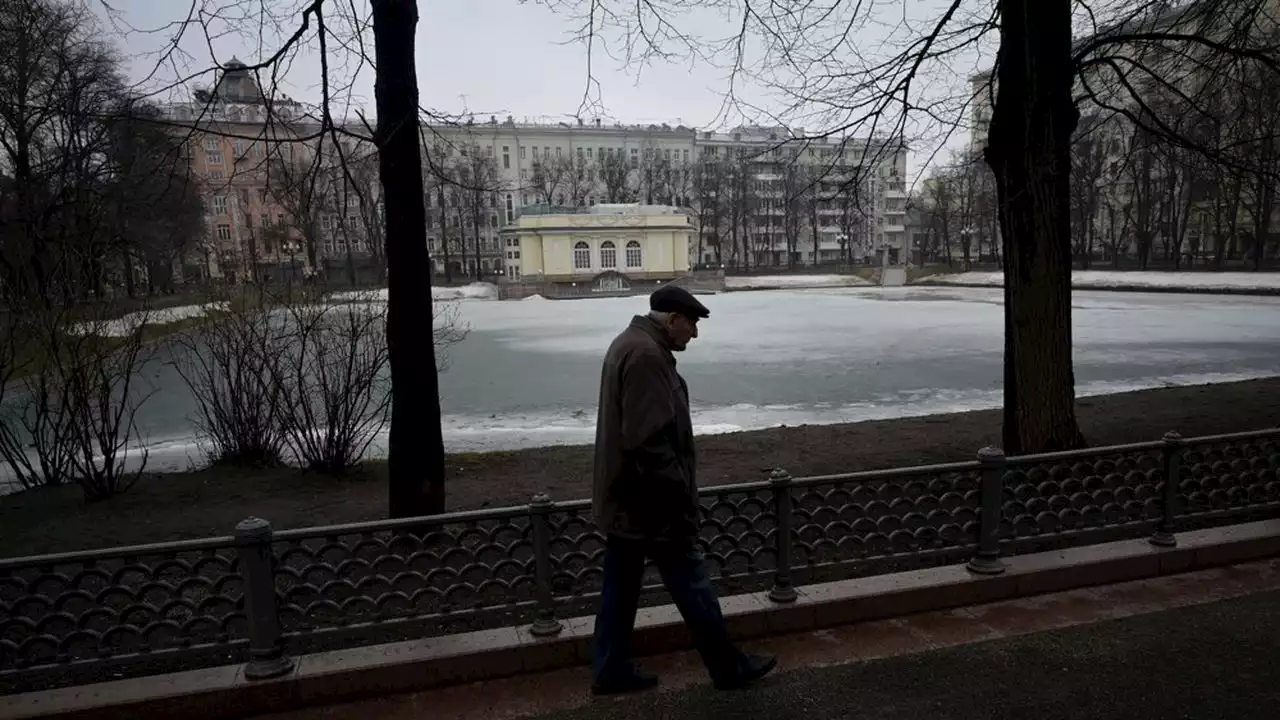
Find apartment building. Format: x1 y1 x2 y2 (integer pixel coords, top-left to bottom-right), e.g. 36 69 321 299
168 61 909 282
695 126 908 267
164 59 384 283
422 117 696 278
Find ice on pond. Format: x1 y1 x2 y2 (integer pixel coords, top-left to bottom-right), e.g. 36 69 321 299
6 286 1279 489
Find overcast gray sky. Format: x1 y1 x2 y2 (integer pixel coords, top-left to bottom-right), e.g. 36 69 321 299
94 0 997 177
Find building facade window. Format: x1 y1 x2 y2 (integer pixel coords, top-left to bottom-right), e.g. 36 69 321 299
216 224 231 241
573 241 591 270
625 240 642 268
213 195 227 214
503 146 510 169
600 241 616 269
207 151 223 165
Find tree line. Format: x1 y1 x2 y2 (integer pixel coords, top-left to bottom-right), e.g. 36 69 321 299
921 87 1280 272
0 0 206 309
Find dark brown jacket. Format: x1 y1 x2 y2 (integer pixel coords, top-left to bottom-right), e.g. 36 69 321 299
592 315 699 541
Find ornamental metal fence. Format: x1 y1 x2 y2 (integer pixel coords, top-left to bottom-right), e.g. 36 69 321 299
2 427 1277 694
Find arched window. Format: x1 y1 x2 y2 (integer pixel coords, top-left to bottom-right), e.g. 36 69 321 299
600 241 617 269
573 241 591 270
625 240 642 268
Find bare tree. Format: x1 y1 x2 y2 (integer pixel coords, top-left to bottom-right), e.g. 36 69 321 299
264 141 326 278
563 155 592 206
457 147 501 281
424 163 456 282
694 155 727 264
0 0 116 304
105 100 209 295
599 148 634 203
530 153 573 206
778 157 804 269
1237 60 1280 271
372 0 448 516
923 170 956 267
725 149 757 270
1070 116 1110 269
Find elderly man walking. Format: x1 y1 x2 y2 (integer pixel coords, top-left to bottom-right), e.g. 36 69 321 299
590 285 776 695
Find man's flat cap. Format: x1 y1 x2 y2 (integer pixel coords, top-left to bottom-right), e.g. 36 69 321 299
650 284 710 319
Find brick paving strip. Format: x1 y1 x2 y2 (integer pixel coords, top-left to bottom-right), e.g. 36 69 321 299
258 556 1280 720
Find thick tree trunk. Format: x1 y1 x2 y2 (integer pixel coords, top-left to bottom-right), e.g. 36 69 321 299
372 0 447 517
984 0 1085 455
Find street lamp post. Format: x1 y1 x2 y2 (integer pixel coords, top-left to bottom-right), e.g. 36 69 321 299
282 239 300 288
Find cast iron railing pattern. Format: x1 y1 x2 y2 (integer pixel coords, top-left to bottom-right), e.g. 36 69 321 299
0 538 246 676
2 427 1277 694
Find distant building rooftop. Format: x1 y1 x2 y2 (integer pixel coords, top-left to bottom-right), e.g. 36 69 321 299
516 203 685 217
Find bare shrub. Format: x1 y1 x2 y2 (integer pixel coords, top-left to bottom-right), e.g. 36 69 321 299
0 302 156 499
0 313 76 491
59 306 158 500
0 309 28 494
432 301 468 373
275 291 390 473
172 288 289 468
274 291 468 474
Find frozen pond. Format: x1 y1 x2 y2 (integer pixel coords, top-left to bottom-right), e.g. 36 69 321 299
427 287 1280 451
10 286 1280 476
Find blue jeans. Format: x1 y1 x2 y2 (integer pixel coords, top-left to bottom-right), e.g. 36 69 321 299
592 535 745 683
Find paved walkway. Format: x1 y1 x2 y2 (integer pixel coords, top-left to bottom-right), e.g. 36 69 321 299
541 588 1280 720
257 559 1280 720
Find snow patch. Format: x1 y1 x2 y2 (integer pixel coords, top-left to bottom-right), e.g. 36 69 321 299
725 274 872 290
330 282 499 303
522 294 547 301
915 270 1280 292
69 303 231 338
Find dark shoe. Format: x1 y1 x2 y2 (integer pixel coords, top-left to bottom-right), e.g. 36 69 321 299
592 668 659 696
713 653 777 691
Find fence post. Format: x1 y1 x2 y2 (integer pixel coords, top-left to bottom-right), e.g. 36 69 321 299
529 493 564 637
1150 431 1184 548
966 447 1007 575
768 468 797 603
235 517 294 680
